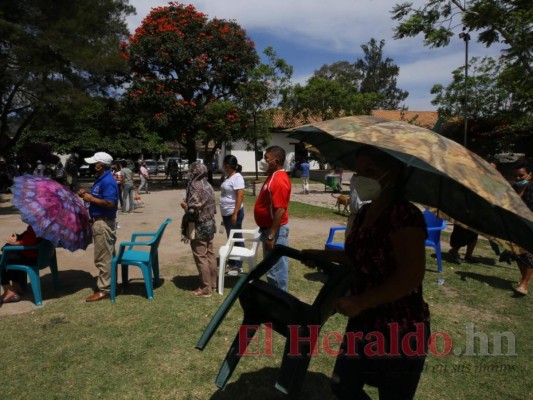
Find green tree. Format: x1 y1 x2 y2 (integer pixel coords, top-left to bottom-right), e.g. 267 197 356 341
431 56 513 118
391 1 532 76
0 0 135 157
236 46 293 150
122 2 259 163
280 76 379 122
432 56 533 153
282 38 404 120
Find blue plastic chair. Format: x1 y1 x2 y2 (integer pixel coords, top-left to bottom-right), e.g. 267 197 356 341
423 209 447 273
324 226 346 251
110 218 172 302
0 240 59 306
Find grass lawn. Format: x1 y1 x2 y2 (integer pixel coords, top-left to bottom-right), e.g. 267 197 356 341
0 203 531 399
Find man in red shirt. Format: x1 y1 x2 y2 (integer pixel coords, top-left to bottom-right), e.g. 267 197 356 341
254 146 291 291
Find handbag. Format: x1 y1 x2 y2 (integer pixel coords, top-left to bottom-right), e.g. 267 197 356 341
181 208 199 243
134 195 145 208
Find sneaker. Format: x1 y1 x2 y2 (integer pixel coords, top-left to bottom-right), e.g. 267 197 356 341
227 267 242 276
192 288 212 298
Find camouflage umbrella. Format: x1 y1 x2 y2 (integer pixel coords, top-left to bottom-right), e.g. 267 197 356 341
288 115 533 253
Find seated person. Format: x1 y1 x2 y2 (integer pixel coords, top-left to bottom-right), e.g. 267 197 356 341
1 223 40 303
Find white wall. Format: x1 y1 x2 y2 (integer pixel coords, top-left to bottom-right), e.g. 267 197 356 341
222 131 318 173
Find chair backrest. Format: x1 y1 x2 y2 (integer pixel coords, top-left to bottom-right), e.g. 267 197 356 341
423 209 446 243
227 227 261 254
325 226 346 250
149 218 173 256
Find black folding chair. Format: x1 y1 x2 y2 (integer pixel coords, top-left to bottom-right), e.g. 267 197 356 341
196 245 353 397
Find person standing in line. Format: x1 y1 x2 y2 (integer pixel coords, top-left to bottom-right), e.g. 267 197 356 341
33 160 45 176
181 162 217 297
138 161 150 194
120 160 135 213
220 155 245 276
302 145 430 399
300 158 310 194
169 160 179 187
78 152 119 302
112 162 124 210
345 172 371 238
511 162 533 296
254 145 291 291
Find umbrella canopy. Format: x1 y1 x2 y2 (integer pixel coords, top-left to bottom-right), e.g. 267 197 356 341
11 175 92 252
288 115 533 253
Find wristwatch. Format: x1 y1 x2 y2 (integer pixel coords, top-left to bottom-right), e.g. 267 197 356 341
267 234 275 240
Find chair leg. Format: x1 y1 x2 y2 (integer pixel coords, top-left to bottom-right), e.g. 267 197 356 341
50 256 60 291
152 254 160 286
435 244 443 273
275 326 316 396
110 259 118 303
140 265 154 300
218 253 227 295
26 267 43 306
215 322 260 389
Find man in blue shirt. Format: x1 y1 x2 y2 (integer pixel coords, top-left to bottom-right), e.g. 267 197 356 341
78 152 119 302
299 158 310 194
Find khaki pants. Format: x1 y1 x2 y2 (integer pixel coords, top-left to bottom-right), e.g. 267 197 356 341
190 239 217 291
93 219 116 293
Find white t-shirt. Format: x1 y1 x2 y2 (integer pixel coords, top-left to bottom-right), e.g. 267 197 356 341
220 173 245 216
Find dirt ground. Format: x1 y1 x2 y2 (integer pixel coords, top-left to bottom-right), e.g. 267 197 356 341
0 177 338 316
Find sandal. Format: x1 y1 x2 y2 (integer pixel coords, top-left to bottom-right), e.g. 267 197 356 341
192 288 212 298
514 286 528 296
2 293 21 303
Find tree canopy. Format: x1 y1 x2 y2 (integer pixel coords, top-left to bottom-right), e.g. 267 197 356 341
281 38 406 122
122 2 260 163
391 1 532 79
0 0 135 157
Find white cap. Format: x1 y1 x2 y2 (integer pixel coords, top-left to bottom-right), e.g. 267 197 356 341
84 152 113 165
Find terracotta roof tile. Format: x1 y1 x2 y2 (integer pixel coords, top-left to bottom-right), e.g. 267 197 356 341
270 109 440 130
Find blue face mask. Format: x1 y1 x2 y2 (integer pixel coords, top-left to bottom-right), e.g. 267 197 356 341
514 180 529 187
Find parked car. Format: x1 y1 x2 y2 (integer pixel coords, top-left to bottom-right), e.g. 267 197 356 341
143 159 158 175
157 160 166 174
79 164 91 177
116 159 135 171
164 157 181 176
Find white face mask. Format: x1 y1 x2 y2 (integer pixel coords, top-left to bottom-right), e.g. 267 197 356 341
354 171 389 201
259 159 270 172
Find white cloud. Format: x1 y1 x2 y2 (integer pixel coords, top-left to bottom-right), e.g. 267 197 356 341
125 1 504 110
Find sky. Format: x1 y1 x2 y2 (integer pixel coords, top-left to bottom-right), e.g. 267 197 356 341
126 0 502 111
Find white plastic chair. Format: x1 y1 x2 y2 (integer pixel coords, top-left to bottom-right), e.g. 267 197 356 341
217 227 261 295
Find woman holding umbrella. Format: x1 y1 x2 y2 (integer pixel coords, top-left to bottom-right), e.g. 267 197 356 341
302 145 430 400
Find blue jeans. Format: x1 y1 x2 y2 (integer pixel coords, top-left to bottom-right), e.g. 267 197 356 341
222 208 245 268
122 182 134 212
261 224 289 291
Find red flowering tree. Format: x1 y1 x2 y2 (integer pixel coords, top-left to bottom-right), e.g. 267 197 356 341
121 2 259 162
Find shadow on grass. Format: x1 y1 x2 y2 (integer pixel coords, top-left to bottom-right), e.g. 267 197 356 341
112 277 167 300
171 274 204 291
209 367 334 400
454 270 515 291
439 252 500 267
24 269 95 302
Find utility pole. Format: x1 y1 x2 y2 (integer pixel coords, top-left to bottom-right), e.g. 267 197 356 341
459 27 471 148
